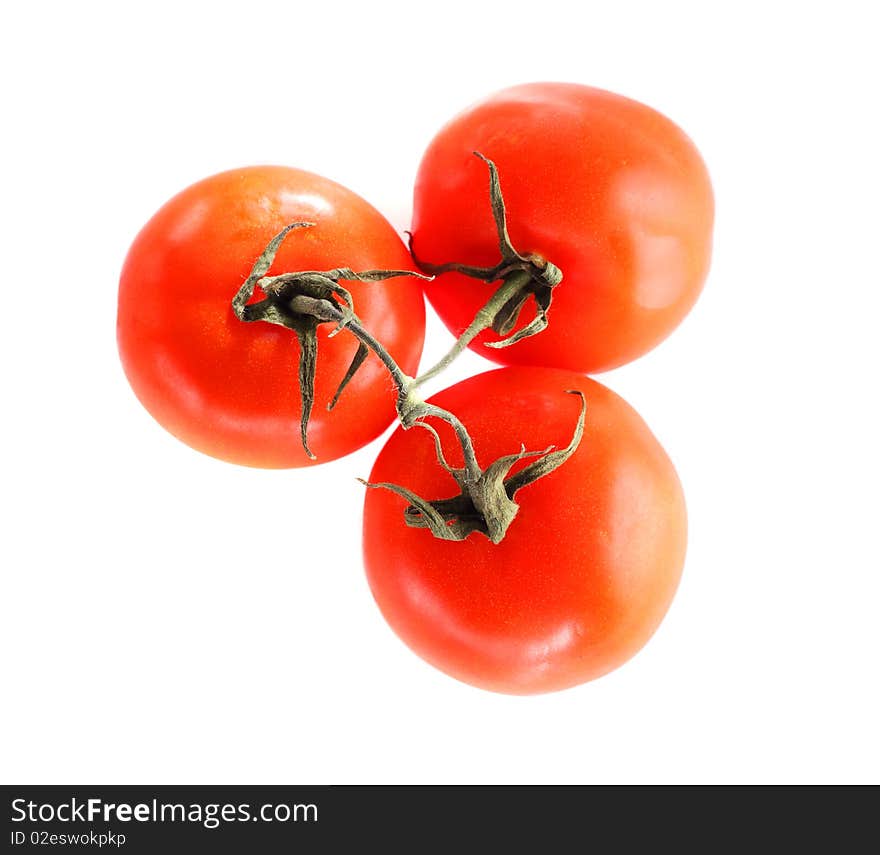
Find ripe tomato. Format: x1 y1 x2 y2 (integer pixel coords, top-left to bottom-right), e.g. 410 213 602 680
362 367 686 694
118 166 425 467
411 83 714 373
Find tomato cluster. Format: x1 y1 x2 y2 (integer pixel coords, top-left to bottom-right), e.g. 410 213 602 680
118 83 712 693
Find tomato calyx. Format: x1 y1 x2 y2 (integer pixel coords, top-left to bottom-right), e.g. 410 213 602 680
361 391 585 544
408 153 562 386
231 222 428 459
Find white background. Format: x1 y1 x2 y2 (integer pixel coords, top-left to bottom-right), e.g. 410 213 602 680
2 1 878 784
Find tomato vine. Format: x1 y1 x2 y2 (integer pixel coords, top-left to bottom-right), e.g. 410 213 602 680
231 155 584 543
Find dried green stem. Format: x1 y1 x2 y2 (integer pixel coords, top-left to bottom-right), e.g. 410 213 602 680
408 152 563 353
287 294 480 479
230 152 582 543
413 269 533 389
362 391 587 543
287 295 412 393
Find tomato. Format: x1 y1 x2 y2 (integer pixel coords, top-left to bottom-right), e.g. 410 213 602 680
362 367 686 694
118 166 425 467
411 83 714 373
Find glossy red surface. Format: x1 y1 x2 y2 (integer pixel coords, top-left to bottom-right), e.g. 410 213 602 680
363 367 687 693
118 166 425 467
412 83 714 373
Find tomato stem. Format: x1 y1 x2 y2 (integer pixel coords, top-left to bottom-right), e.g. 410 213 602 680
232 227 484 477
231 168 583 543
362 391 586 543
232 229 436 459
408 152 562 353
287 293 482 480
287 295 412 393
412 269 532 389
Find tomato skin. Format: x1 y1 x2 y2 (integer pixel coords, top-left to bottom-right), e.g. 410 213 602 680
363 367 686 694
118 166 425 468
412 83 714 373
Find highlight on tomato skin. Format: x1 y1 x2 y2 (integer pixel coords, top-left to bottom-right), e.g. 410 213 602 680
362 366 687 695
410 82 714 374
117 165 426 468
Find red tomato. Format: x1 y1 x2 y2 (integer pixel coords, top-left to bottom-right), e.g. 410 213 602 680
411 83 714 373
363 367 687 694
118 166 425 467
